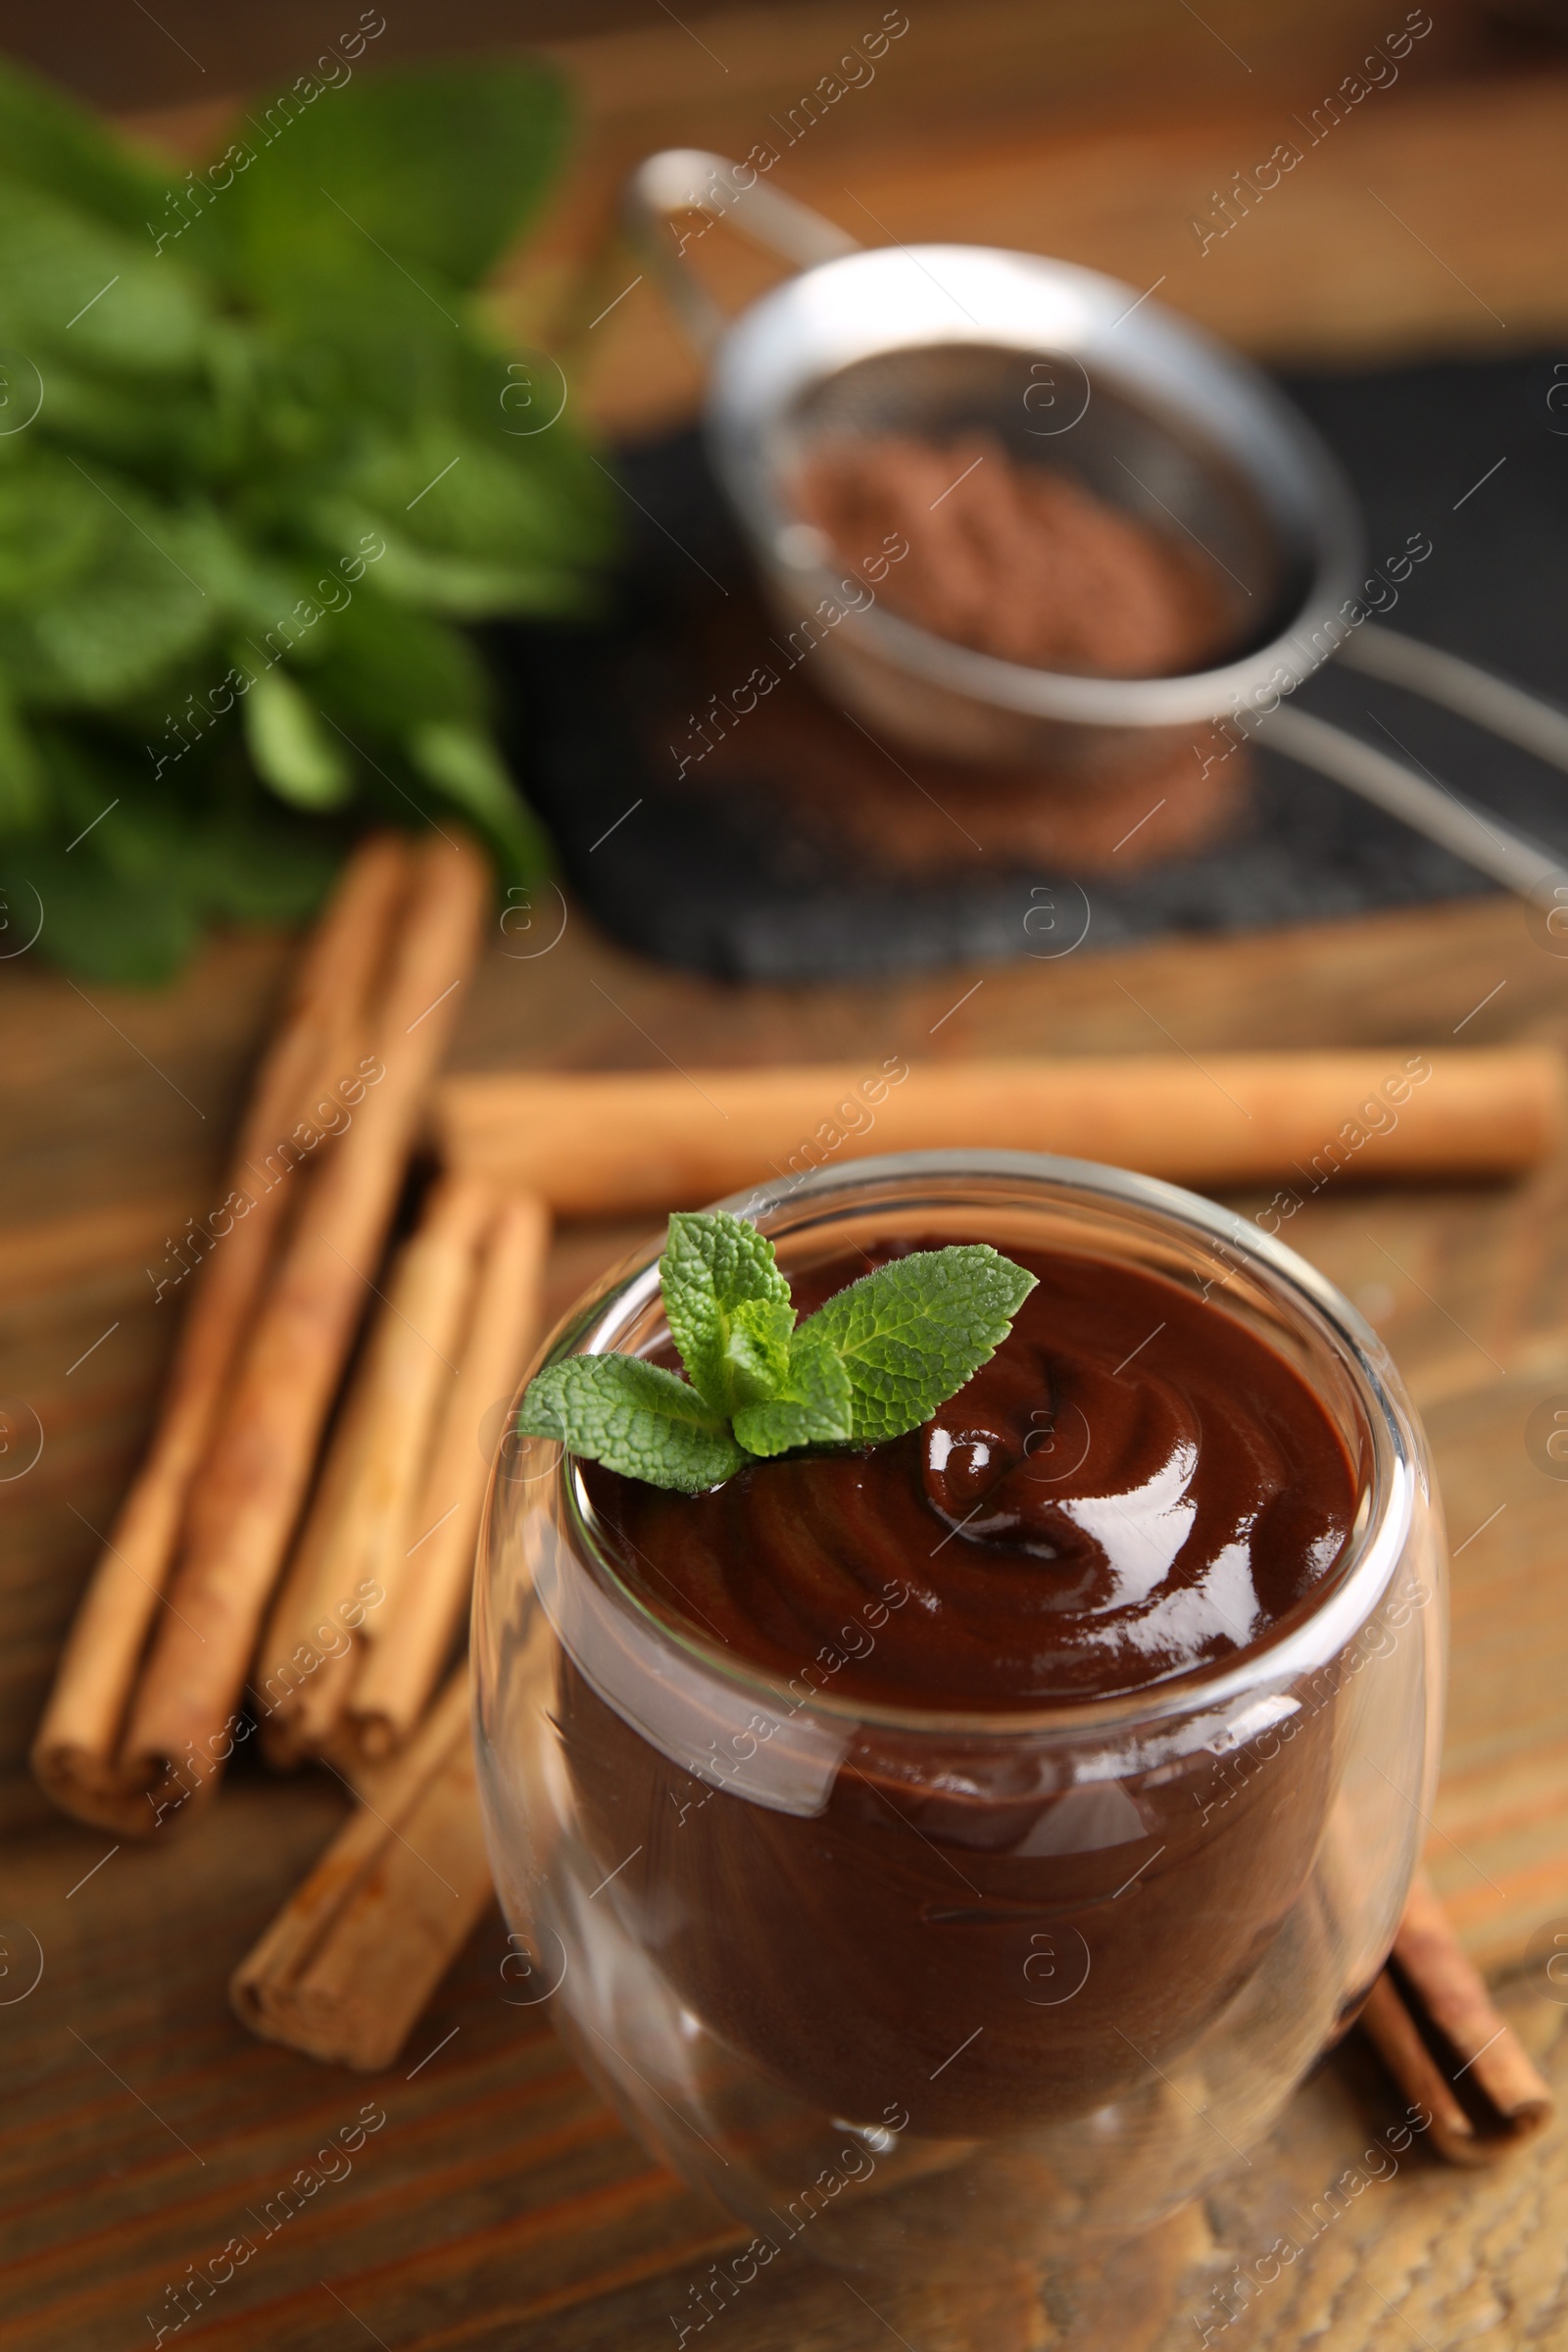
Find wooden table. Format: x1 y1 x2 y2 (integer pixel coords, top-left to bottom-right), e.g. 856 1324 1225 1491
10 5 1568 2338
7 887 1568 2351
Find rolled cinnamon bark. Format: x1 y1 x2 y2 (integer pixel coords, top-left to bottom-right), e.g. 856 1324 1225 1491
122 837 491 1828
275 1643 361 1768
256 1176 494 1764
230 1669 492 2071
345 1191 551 1761
30 835 413 1835
1359 1870 1553 2164
252 1349 383 1768
433 1048 1565 1218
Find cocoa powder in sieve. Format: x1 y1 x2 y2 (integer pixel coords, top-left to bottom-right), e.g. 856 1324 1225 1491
792 432 1230 677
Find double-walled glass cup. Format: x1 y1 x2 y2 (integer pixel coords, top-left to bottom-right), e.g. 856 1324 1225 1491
473 1153 1446 2278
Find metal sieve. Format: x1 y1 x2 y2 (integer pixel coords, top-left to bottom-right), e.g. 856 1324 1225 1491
623 149 1568 907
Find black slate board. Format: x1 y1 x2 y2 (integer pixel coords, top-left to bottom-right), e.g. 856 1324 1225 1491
491 349 1568 982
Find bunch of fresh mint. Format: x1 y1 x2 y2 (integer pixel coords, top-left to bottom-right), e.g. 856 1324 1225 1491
0 53 615 980
520 1211 1037 1493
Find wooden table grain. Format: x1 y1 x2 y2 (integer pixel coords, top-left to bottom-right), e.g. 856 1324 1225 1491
10 8 1568 2332
6 887 1568 2351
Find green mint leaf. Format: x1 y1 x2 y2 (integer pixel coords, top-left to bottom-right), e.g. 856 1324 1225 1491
517 1355 747 1494
0 59 170 236
242 668 355 809
660 1210 794 1416
798 1245 1038 1443
212 62 572 309
724 1296 796 1408
732 1321 855 1458
405 719 552 880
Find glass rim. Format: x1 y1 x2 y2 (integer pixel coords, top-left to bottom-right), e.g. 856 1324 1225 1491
539 1150 1419 1742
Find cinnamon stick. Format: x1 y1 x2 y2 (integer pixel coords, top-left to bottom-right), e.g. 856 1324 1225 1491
345 1191 551 1761
1359 1870 1553 2164
250 1348 384 1768
256 1175 494 1764
230 1669 492 2071
30 835 413 1835
122 836 490 1827
434 1049 1565 1218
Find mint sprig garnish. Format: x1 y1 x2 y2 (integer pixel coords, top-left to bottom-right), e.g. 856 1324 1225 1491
517 1210 1037 1494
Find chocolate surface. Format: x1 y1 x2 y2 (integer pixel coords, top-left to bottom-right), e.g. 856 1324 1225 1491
585 1243 1356 1709
564 1241 1360 2132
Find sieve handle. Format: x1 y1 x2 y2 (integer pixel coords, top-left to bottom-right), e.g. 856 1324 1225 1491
621 148 860 356
1339 624 1568 778
1264 704 1568 906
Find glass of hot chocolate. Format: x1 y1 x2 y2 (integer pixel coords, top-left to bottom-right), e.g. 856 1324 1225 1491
474 1152 1446 2277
